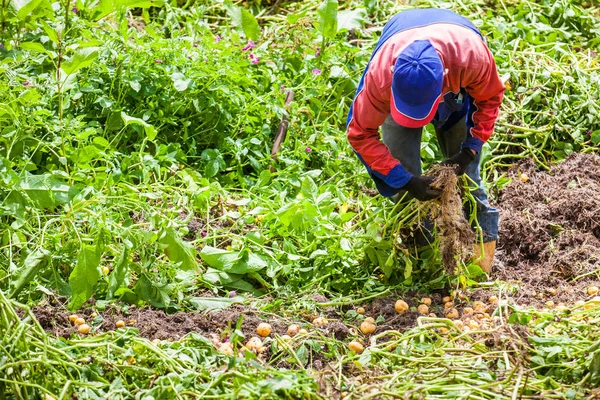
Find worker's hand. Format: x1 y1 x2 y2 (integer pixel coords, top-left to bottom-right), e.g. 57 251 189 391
441 148 475 176
402 175 442 201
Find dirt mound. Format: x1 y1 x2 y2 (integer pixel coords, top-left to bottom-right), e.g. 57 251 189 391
494 152 600 306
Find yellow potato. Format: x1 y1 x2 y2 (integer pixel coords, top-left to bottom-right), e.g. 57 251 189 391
219 342 234 355
287 324 300 336
348 341 364 353
245 336 263 351
77 324 91 334
395 300 409 314
257 323 272 337
445 308 459 319
360 321 376 334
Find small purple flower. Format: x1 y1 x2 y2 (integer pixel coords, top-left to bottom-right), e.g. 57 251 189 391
280 85 285 91
187 55 192 59
337 155 342 159
250 55 260 65
201 229 207 237
71 6 79 13
312 68 322 76
154 59 163 63
214 35 221 43
315 47 321 57
305 147 312 153
586 131 592 136
22 81 34 87
193 43 198 48
229 291 237 298
242 40 256 51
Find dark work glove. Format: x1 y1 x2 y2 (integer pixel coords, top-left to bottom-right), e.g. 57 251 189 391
402 175 442 201
441 148 475 176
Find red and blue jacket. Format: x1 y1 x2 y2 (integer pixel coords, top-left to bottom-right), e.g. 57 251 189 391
347 9 505 196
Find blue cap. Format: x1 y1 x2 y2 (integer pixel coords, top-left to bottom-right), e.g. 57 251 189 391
390 40 443 128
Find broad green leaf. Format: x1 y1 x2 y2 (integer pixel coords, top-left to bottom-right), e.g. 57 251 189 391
257 170 271 186
224 1 260 41
121 112 157 140
159 228 199 271
200 246 267 274
240 8 260 41
591 130 600 145
187 296 245 311
19 173 78 209
11 0 52 21
337 8 366 32
61 47 99 75
286 10 307 25
200 246 241 271
20 42 48 54
134 274 170 308
403 256 413 280
317 0 338 39
108 246 129 299
68 244 102 311
9 248 50 297
40 21 58 44
171 72 192 92
358 349 372 366
295 344 308 365
301 176 318 197
91 0 165 21
114 287 139 305
201 149 226 178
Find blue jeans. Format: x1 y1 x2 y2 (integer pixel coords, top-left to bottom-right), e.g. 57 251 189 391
381 115 499 243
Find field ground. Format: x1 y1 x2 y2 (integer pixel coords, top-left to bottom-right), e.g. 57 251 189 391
2 0 600 398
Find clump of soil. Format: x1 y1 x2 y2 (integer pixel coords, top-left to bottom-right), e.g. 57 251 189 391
429 165 475 274
494 152 600 306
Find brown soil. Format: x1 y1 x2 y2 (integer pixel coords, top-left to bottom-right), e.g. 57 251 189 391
363 291 498 332
32 298 349 343
493 152 600 306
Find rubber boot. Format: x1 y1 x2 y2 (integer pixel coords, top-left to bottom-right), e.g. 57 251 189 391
474 241 496 274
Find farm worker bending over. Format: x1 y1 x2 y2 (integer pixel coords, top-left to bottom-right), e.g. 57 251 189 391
346 8 504 274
